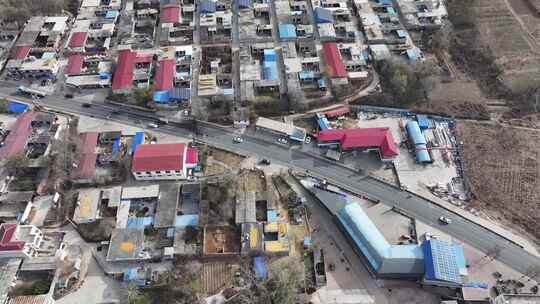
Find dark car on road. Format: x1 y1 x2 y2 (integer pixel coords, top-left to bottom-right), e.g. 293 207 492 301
82 103 92 108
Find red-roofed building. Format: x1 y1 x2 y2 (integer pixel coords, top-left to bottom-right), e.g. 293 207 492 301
132 143 198 180
324 106 350 118
322 42 347 79
12 45 32 60
65 54 85 75
0 112 34 159
112 50 136 94
317 128 399 161
154 59 175 91
72 132 99 183
0 223 43 258
160 6 182 23
68 32 87 51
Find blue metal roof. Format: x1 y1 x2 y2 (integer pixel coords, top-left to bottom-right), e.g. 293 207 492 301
406 121 427 146
7 101 29 113
237 0 252 8
336 203 424 273
106 10 119 19
200 0 217 13
299 70 315 80
453 244 466 271
386 7 396 14
423 239 461 285
153 90 170 103
126 216 154 229
318 116 329 130
131 132 144 154
175 214 198 227
253 256 268 279
318 78 326 88
279 24 297 39
314 7 334 23
416 115 429 129
415 145 431 163
263 50 278 81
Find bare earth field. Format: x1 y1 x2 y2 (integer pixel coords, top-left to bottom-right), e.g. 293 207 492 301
470 0 540 89
458 121 540 245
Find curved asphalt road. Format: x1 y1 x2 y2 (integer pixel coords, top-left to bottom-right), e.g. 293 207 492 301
1 87 539 274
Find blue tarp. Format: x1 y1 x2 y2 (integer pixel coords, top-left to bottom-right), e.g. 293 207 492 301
318 78 326 88
279 24 297 39
386 7 396 14
314 7 334 24
175 214 198 227
318 117 329 131
363 50 370 61
263 49 278 81
267 210 278 222
303 236 311 247
253 256 268 279
99 72 110 79
299 70 315 80
153 90 171 103
111 138 121 155
423 239 461 285
463 282 489 289
223 88 234 96
132 132 144 154
106 10 119 18
126 216 154 229
406 121 427 146
237 0 252 8
200 0 217 13
406 49 418 61
416 115 429 129
396 30 408 38
123 268 146 286
7 101 29 113
42 52 56 59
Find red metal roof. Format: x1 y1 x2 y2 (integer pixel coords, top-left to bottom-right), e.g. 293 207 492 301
134 53 153 64
0 224 25 251
154 59 175 91
68 32 87 48
185 147 198 165
9 295 50 304
318 128 399 158
0 112 34 159
160 6 181 23
132 143 186 172
322 42 347 78
12 45 31 60
72 132 99 180
65 54 85 75
324 106 350 118
112 50 136 91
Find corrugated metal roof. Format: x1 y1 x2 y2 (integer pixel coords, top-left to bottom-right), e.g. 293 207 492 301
314 7 334 23
112 50 136 91
68 32 87 48
0 112 34 158
322 42 347 78
161 5 181 23
169 87 191 101
416 115 429 129
6 101 29 114
131 132 145 154
263 49 278 81
65 54 85 75
423 239 461 284
12 45 31 60
406 121 427 146
279 24 297 39
154 59 175 91
324 106 350 118
200 0 216 13
317 128 399 158
132 143 185 172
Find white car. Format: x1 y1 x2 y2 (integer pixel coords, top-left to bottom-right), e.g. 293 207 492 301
147 123 159 128
277 137 288 144
304 136 312 144
233 136 244 143
438 216 452 225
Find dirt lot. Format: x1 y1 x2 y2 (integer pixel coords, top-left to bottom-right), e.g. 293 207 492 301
203 147 244 176
458 121 540 245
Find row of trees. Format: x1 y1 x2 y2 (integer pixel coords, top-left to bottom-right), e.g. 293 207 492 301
0 0 66 28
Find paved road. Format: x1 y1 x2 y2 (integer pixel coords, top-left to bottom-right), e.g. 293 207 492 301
1 86 539 274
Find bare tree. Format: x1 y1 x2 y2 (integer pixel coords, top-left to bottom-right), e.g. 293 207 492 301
519 265 540 282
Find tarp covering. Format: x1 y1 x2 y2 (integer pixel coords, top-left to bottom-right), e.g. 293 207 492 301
131 132 144 154
253 256 268 279
416 115 429 129
314 7 334 24
267 210 278 222
6 101 29 113
263 49 278 81
126 216 154 229
299 70 315 80
153 90 170 103
279 24 297 39
175 214 198 227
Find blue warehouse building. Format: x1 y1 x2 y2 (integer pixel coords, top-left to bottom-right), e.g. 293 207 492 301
406 120 431 163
